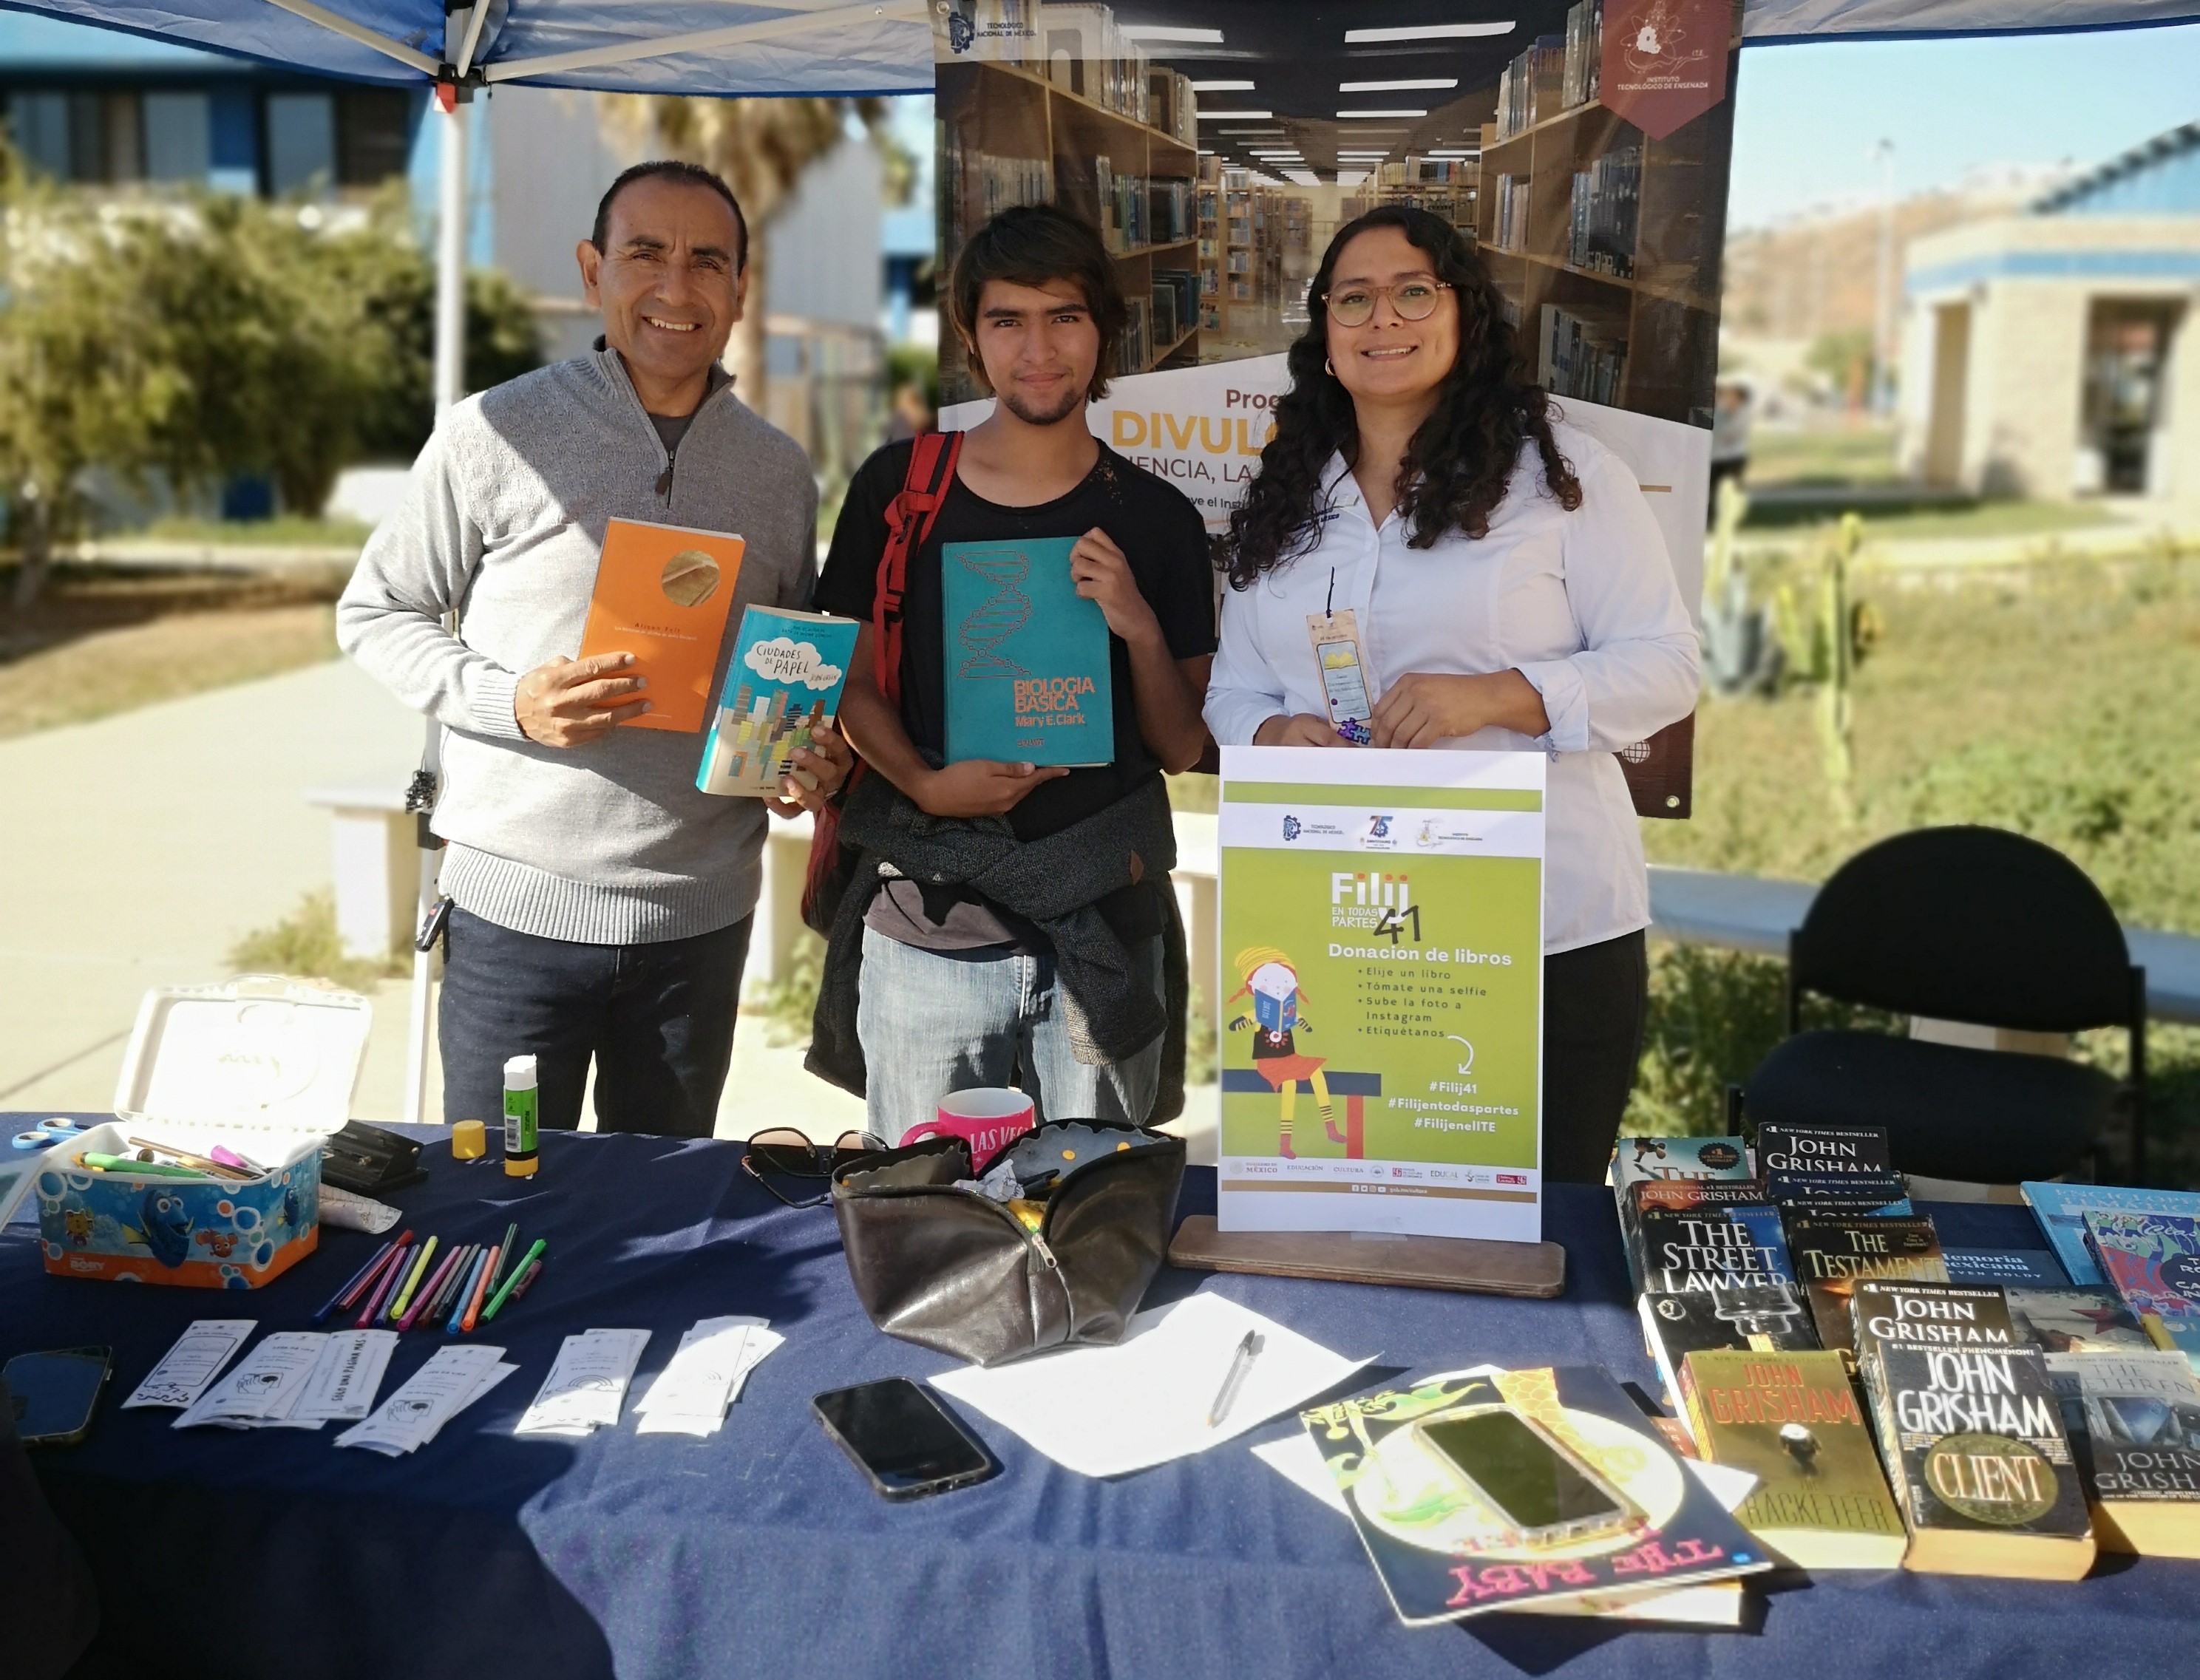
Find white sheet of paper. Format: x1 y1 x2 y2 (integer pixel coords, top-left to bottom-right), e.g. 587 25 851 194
123 1320 257 1409
634 1322 786 1436
929 1292 1372 1478
336 1344 507 1455
281 1330 400 1426
174 1331 326 1428
634 1317 760 1416
517 1328 651 1435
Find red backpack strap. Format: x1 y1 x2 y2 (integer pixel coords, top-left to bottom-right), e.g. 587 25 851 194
872 430 962 704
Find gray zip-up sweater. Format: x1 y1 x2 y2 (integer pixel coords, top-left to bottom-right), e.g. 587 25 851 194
336 349 818 945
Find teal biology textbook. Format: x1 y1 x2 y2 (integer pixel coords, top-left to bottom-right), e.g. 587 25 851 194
941 537 1113 767
696 607 860 797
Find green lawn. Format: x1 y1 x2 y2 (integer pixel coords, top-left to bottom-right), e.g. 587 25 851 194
1742 497 2122 543
126 514 376 549
1747 424 1907 487
1646 556 2200 934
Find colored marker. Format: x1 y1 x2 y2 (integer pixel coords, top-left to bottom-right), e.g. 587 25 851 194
432 1245 479 1329
356 1241 411 1330
387 1236 438 1322
313 1236 400 1324
482 1239 548 1323
398 1242 466 1332
84 1152 209 1180
428 1244 478 1322
445 1248 490 1335
489 1222 520 1290
486 1257 543 1322
461 1245 500 1333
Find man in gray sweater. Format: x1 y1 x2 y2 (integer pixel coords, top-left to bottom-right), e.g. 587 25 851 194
338 160 846 1137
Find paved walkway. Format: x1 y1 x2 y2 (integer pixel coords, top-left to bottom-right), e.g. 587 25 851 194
0 656 1217 1159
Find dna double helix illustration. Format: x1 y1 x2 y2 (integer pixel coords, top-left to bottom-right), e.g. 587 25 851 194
955 547 1034 680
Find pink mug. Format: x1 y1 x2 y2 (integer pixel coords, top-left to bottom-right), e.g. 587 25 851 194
907 1088 1036 1173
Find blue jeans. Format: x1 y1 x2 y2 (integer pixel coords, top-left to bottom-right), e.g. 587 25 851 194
438 905 751 1139
856 925 1166 1144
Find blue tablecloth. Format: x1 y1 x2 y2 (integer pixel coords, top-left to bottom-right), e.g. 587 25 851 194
2 1115 2190 1680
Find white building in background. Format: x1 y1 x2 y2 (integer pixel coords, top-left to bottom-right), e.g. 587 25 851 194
1901 121 2200 506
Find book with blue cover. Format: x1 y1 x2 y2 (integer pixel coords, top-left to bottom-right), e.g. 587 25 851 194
940 537 1113 767
2022 1183 2200 1287
1636 1203 1796 1296
696 607 860 798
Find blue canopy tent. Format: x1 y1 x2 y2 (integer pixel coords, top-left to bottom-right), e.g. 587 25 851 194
1 0 2193 1122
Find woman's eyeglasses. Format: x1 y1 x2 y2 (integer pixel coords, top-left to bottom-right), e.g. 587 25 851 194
1322 279 1453 328
741 1127 879 1208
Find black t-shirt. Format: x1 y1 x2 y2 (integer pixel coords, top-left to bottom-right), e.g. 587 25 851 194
816 437 1215 950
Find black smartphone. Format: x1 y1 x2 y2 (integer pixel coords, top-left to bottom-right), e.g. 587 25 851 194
1414 1407 1638 1546
812 1378 996 1500
4 1347 113 1446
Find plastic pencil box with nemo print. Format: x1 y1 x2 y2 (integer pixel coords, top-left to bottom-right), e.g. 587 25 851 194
33 978 370 1289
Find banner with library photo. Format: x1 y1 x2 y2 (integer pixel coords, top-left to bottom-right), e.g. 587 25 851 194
934 0 1742 818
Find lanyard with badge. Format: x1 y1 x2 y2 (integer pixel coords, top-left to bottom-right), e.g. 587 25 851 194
1306 569 1373 744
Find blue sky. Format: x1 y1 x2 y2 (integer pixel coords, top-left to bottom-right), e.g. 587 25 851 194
1727 21 2200 228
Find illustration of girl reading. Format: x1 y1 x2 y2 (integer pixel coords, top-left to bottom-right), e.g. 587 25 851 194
1226 946 1341 1160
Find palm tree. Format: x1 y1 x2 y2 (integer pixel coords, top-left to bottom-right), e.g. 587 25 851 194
604 95 889 407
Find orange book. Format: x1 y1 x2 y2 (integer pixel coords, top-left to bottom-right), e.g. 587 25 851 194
574 518 745 732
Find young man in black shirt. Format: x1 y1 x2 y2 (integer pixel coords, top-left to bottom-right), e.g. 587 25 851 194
808 204 1214 1140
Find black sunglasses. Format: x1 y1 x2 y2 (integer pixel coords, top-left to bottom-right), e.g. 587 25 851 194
741 1127 879 1208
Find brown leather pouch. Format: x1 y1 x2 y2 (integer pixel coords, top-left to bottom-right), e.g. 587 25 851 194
830 1122 1186 1367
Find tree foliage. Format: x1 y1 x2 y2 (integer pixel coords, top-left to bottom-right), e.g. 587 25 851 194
1 148 540 604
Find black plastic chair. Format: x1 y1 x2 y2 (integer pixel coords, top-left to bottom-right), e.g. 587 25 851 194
1741 826 2148 1185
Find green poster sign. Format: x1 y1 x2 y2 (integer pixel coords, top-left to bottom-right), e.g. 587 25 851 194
1217 747 1547 1243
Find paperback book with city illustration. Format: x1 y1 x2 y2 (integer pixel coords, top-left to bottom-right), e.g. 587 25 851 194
1680 1348 1907 1570
940 536 1113 767
696 608 859 797
1300 1365 1770 1626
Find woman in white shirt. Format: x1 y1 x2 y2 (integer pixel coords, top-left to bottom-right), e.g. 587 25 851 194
1204 205 1700 1183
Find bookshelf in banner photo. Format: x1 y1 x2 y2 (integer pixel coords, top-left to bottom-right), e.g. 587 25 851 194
1476 0 1736 426
937 53 1203 405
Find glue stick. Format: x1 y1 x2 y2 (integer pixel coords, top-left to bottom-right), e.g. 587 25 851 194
503 1055 539 1178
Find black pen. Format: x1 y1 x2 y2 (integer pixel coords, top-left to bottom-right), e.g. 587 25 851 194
1206 1330 1262 1429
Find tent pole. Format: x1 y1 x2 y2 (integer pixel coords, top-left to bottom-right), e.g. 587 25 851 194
403 90 469 1129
